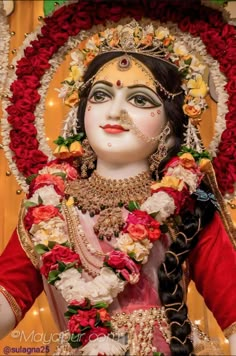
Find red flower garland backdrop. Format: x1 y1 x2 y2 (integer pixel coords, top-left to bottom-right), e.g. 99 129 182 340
4 0 236 195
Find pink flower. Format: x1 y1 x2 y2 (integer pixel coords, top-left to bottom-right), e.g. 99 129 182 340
127 223 148 241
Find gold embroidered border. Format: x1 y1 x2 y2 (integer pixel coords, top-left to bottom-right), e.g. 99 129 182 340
224 321 236 339
0 285 22 324
17 201 40 269
204 167 236 249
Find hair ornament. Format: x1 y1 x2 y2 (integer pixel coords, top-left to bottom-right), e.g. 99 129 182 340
59 20 208 120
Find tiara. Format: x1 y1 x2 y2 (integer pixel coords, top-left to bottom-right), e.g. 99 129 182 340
59 20 208 120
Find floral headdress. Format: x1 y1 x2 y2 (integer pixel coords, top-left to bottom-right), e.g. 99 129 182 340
59 21 208 138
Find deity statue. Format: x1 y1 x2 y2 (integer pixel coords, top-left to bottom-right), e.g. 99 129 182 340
0 1 236 356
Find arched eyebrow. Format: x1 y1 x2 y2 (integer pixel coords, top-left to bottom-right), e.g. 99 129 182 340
92 80 112 87
127 84 157 94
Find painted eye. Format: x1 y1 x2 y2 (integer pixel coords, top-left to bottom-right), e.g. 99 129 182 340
89 90 110 103
129 94 159 108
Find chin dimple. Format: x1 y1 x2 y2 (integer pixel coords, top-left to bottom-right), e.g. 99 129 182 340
107 142 112 147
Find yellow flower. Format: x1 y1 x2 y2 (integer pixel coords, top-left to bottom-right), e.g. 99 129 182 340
65 65 82 83
69 141 83 157
151 176 184 191
155 26 169 40
64 92 79 108
179 153 196 169
66 196 75 207
187 74 208 98
199 158 212 173
183 104 202 118
53 144 71 159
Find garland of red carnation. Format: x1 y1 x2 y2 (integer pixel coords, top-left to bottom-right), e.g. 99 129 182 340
3 0 236 195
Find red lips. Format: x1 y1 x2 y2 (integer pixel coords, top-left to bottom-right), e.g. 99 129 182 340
100 124 129 134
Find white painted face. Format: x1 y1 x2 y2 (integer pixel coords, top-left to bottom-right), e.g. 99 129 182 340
84 62 167 164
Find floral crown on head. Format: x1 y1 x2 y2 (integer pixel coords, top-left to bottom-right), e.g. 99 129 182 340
59 20 208 121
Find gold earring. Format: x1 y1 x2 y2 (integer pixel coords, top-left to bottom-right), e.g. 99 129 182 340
80 138 97 178
149 124 170 179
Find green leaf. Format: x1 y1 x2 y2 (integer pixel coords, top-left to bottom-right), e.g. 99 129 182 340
53 136 67 145
38 195 43 205
24 201 38 208
34 244 49 255
58 261 66 272
48 241 57 249
26 174 38 185
48 270 60 284
128 201 140 211
94 301 108 309
43 0 67 16
53 172 67 180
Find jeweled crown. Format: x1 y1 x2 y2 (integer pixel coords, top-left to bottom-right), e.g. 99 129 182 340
59 20 208 120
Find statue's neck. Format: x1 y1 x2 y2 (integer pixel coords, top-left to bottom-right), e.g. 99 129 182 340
96 158 150 179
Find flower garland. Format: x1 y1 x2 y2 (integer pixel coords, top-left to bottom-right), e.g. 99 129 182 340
1 0 235 199
23 148 210 354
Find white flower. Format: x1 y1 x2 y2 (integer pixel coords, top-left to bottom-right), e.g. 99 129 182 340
133 241 150 264
190 55 206 75
30 217 67 245
28 185 61 206
70 50 84 66
167 166 199 193
115 233 135 253
80 336 128 356
173 42 188 56
54 267 125 305
141 191 175 223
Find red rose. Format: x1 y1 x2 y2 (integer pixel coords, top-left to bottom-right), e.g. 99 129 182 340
178 17 191 33
16 57 33 77
10 135 38 150
226 80 236 95
126 210 151 226
80 326 109 346
146 220 161 242
222 24 236 39
30 55 51 77
30 173 65 196
69 299 89 309
76 309 97 328
14 98 36 114
41 244 81 278
48 31 69 46
68 316 81 335
28 150 48 166
8 112 35 128
24 207 35 230
24 46 38 58
30 37 57 56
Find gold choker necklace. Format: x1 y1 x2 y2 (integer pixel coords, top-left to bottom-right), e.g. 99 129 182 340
65 171 152 240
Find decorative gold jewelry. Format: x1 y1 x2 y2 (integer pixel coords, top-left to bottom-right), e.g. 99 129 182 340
80 138 97 178
111 307 170 355
94 55 157 93
148 124 171 178
65 170 152 239
62 202 104 277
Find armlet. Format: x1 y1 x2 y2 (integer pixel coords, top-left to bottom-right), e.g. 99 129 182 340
17 201 40 270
